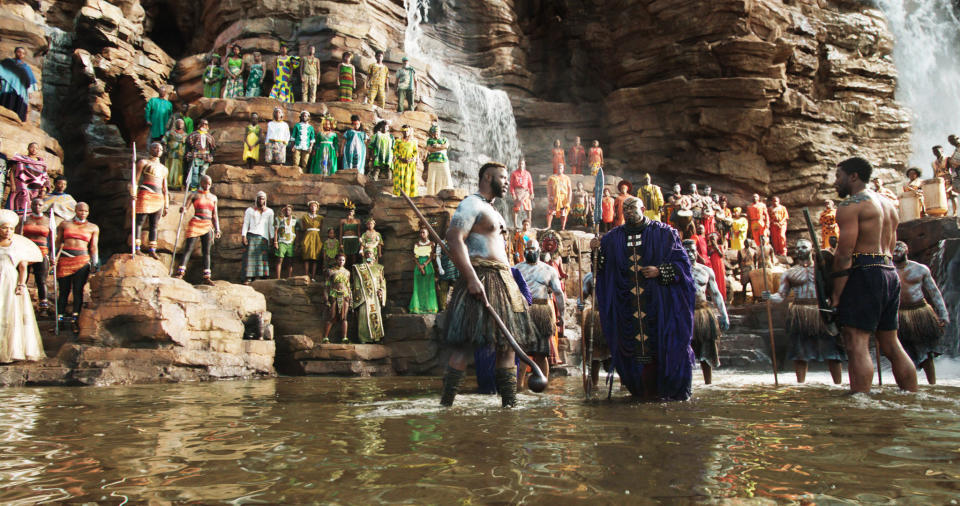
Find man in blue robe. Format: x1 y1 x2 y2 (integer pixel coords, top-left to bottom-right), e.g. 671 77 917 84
595 196 696 401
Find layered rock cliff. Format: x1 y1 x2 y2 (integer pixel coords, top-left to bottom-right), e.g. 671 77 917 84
2 0 913 258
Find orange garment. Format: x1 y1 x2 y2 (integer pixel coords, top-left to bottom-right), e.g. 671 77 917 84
587 147 603 174
819 209 838 248
601 196 615 223
769 204 788 255
613 193 629 227
551 148 565 174
746 202 768 245
568 145 585 174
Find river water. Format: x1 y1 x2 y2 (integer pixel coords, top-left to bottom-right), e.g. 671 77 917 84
1 371 959 503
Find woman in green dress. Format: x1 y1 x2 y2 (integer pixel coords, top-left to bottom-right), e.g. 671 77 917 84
245 52 264 97
310 114 339 175
163 119 187 189
408 227 438 314
222 45 245 98
368 120 393 180
202 53 224 98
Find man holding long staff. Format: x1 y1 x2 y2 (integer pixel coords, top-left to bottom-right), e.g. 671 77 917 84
436 162 543 408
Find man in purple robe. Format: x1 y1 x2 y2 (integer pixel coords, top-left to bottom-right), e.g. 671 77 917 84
594 196 696 401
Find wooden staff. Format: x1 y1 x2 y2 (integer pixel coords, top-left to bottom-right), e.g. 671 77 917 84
130 142 137 256
759 237 779 386
399 190 548 392
575 237 588 397
168 165 194 275
50 207 60 336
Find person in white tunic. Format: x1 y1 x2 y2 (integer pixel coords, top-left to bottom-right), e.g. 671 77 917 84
0 209 45 363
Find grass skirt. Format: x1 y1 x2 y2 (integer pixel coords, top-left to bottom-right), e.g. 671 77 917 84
440 259 538 353
786 301 846 362
693 300 720 368
582 307 610 361
898 301 943 367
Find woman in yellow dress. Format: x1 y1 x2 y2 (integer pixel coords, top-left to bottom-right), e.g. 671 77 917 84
299 200 324 281
729 207 748 251
242 112 261 170
392 125 419 197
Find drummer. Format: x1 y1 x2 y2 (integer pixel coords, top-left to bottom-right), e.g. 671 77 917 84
902 168 925 215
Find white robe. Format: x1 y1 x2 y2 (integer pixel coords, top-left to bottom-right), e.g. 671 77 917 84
0 235 45 363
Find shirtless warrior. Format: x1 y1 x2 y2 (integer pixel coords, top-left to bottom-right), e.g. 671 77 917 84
514 238 565 390
684 239 728 384
132 142 170 259
440 162 540 408
832 157 916 393
764 239 845 384
893 241 949 384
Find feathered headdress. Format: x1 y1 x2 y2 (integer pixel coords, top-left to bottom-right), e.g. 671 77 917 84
323 113 337 130
343 198 356 210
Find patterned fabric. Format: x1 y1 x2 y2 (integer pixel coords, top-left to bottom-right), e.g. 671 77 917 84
341 129 367 172
269 56 300 103
202 64 224 98
568 145 586 174
352 262 385 343
367 63 388 108
360 230 382 259
186 191 215 238
144 97 172 139
22 218 50 256
223 57 244 98
242 125 260 162
587 147 603 174
547 174 571 213
426 137 449 163
184 130 215 190
601 196 615 223
368 132 393 171
396 66 415 90
6 155 47 213
338 64 355 102
291 122 316 151
310 131 338 175
275 216 296 244
163 129 186 187
729 217 748 250
57 248 90 278
638 184 664 221
135 159 168 215
245 63 264 97
819 209 838 248
243 233 270 278
509 169 533 212
551 148 564 174
392 139 418 197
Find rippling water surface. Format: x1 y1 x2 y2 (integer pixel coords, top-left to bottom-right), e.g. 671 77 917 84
0 371 959 503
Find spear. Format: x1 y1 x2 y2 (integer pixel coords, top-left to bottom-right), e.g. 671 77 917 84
399 190 548 393
49 207 59 335
131 142 137 256
169 164 194 275
759 236 779 386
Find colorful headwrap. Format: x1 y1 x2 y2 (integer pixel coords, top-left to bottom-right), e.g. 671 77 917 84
429 122 439 135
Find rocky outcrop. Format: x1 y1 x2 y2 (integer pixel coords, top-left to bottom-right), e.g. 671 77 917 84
68 254 275 385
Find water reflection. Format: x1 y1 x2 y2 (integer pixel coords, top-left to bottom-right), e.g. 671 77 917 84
0 373 957 503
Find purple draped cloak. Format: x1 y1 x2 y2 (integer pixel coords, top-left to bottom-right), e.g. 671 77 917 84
596 221 696 401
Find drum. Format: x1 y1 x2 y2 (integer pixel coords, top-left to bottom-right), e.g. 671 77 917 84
898 192 922 222
672 210 694 232
922 177 948 216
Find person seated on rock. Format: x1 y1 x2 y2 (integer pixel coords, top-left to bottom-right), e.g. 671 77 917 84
264 108 291 166
55 202 99 334
241 191 274 284
322 253 352 343
131 142 169 259
0 209 45 363
174 175 221 284
273 204 296 280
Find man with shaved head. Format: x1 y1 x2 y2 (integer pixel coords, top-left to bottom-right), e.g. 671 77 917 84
593 195 696 400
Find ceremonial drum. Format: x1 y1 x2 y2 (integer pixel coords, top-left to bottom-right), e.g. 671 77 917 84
922 177 948 216
898 192 922 222
673 210 694 231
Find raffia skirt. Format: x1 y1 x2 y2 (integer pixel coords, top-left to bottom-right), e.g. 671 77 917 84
898 301 943 367
528 299 555 358
440 259 539 354
582 307 610 361
693 300 721 368
786 300 846 362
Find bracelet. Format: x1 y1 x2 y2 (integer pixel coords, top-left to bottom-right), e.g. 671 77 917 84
830 268 851 279
17 283 26 287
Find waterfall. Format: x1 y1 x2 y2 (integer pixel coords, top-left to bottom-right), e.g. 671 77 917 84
402 0 522 190
877 0 960 173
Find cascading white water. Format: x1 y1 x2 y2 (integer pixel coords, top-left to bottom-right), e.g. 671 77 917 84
877 0 960 173
403 0 522 189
